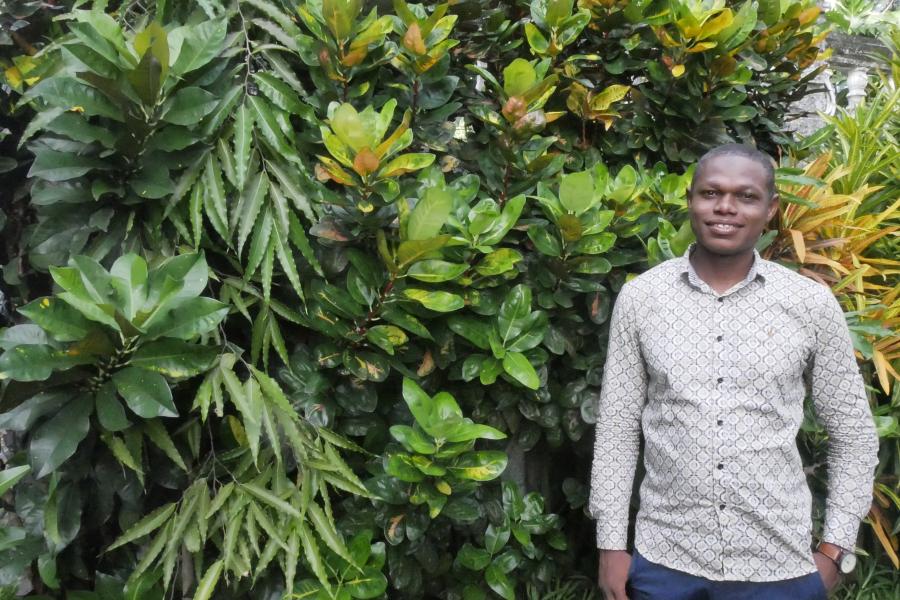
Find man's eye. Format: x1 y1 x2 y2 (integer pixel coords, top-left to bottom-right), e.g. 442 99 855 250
703 190 717 197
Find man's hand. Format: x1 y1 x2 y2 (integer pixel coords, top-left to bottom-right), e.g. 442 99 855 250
598 549 632 600
813 551 842 594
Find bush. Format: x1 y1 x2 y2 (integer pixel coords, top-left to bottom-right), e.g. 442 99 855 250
0 0 895 598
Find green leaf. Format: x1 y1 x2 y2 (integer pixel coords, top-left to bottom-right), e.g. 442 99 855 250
449 451 508 481
571 232 616 254
19 297 92 341
233 103 254 191
26 77 124 120
570 256 611 274
142 298 229 341
236 171 270 256
524 22 549 54
407 260 468 283
28 148 109 182
447 315 490 350
559 170 594 215
292 525 327 596
404 288 464 312
396 236 451 269
240 483 302 518
191 560 223 600
113 367 178 418
342 349 390 382
503 58 536 97
498 284 531 344
144 419 187 471
344 566 388 599
0 344 90 381
484 520 511 556
162 87 220 126
0 465 31 496
29 394 93 478
502 352 539 389
475 249 522 276
457 543 491 570
95 382 131 431
0 392 68 430
253 72 314 118
107 503 177 551
527 225 561 256
379 153 436 178
485 564 515 600
171 19 227 75
365 325 408 355
408 187 453 240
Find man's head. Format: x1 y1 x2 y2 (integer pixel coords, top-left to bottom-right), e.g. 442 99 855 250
687 144 779 257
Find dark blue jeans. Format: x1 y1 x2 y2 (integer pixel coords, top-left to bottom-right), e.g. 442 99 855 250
627 551 828 600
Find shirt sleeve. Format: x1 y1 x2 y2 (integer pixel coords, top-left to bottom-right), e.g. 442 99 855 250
809 289 879 550
589 283 647 549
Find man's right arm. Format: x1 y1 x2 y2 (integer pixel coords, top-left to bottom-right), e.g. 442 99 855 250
590 284 647 598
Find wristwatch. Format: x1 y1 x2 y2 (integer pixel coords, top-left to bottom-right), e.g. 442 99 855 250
816 541 857 574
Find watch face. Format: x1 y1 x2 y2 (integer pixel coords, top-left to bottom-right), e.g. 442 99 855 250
840 553 857 574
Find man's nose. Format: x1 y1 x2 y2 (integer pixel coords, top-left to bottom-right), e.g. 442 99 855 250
713 194 738 213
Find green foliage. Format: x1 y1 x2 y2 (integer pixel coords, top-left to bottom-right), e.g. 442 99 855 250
0 1 894 599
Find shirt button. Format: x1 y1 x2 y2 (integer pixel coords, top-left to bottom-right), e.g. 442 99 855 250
716 335 723 342
717 463 724 470
717 297 724 303
717 419 724 426
717 377 724 384
719 503 726 510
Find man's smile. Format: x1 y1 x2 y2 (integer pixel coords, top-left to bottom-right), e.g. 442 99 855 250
706 221 743 235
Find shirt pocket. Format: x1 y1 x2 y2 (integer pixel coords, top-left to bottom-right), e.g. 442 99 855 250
730 312 809 388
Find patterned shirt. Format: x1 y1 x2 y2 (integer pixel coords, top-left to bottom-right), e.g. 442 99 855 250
589 246 879 582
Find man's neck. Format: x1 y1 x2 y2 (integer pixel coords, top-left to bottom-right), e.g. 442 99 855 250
689 245 756 294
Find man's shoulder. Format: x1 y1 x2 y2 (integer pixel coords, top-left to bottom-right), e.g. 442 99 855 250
758 258 832 301
620 258 681 297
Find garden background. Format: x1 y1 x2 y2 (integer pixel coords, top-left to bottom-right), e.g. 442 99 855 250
0 0 897 598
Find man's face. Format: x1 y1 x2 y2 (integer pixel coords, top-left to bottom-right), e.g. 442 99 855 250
687 154 779 257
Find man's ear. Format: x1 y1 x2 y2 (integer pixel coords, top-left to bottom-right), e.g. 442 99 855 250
767 193 780 223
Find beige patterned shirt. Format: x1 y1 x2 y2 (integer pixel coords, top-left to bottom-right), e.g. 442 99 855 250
589 247 879 581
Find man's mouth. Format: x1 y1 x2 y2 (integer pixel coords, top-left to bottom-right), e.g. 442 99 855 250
707 222 742 234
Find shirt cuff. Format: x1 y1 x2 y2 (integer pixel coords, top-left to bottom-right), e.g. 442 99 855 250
596 521 628 550
822 505 864 550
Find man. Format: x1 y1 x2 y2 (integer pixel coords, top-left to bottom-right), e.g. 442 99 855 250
590 144 879 600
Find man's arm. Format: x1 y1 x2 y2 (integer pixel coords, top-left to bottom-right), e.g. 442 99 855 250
809 290 879 551
590 283 647 549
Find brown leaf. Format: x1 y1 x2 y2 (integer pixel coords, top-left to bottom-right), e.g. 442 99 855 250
353 147 380 177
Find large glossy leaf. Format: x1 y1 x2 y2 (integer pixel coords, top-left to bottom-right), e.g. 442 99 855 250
407 187 453 240
559 170 594 215
26 77 124 120
29 394 93 477
19 297 92 342
162 87 219 126
112 366 177 418
130 340 217 379
170 19 227 75
142 298 229 341
407 260 467 283
28 149 109 182
501 351 539 389
403 288 464 312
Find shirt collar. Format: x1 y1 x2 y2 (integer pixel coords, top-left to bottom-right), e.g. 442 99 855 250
677 243 767 293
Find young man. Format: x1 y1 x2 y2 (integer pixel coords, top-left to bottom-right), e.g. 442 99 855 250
590 144 879 600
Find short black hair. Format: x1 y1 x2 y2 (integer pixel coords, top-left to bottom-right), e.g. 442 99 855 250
691 143 777 199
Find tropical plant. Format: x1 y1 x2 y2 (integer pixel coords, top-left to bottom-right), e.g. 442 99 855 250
0 0 895 598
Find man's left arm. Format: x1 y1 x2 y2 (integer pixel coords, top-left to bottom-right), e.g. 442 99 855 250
809 290 880 551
